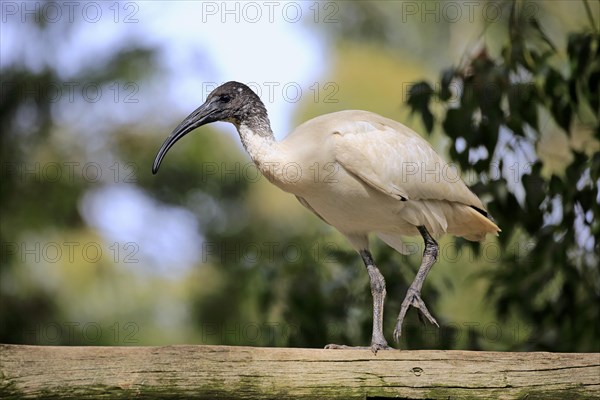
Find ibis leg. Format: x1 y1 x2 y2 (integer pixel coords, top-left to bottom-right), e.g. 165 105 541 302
393 226 440 342
325 250 391 353
361 250 390 352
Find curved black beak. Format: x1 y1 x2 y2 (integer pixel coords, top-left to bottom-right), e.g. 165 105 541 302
152 100 219 174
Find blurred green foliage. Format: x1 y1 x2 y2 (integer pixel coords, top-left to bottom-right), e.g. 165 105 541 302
406 2 599 351
0 41 158 344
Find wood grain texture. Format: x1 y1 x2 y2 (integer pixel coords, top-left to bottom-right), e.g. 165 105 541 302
1 344 598 399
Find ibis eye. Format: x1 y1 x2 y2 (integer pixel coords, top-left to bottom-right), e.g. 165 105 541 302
220 95 231 103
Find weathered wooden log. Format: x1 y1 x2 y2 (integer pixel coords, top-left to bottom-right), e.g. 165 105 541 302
1 344 598 399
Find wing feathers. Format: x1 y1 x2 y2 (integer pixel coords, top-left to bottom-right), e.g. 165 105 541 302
332 112 500 240
334 118 482 207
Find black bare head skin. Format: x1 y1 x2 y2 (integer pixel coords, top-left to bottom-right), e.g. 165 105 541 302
203 81 269 127
152 81 271 174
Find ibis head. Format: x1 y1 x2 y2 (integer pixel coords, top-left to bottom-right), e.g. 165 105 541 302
152 81 269 174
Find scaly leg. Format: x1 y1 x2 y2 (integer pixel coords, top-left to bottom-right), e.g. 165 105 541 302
393 226 440 342
326 250 392 353
361 250 390 352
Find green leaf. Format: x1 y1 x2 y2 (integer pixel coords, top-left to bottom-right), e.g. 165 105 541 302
591 153 600 181
406 81 435 134
567 32 592 75
544 68 572 132
439 68 455 101
523 164 545 205
443 108 474 140
575 80 599 125
407 81 433 110
506 116 525 136
551 99 573 133
421 105 434 133
479 114 500 157
549 175 565 195
508 83 539 131
529 17 557 52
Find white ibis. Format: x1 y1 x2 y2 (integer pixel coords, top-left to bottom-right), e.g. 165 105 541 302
153 81 500 352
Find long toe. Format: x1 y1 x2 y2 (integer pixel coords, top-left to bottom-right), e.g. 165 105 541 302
371 342 393 354
325 344 371 350
325 343 393 353
394 290 439 342
393 323 403 343
412 295 439 327
324 344 351 349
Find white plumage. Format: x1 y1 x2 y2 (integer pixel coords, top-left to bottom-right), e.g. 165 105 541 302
257 110 498 250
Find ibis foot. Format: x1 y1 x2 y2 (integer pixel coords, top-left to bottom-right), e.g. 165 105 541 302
393 225 440 343
393 286 439 342
325 341 393 354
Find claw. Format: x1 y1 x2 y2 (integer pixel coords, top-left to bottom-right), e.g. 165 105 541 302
393 287 439 342
370 342 393 354
325 342 394 354
324 344 351 350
